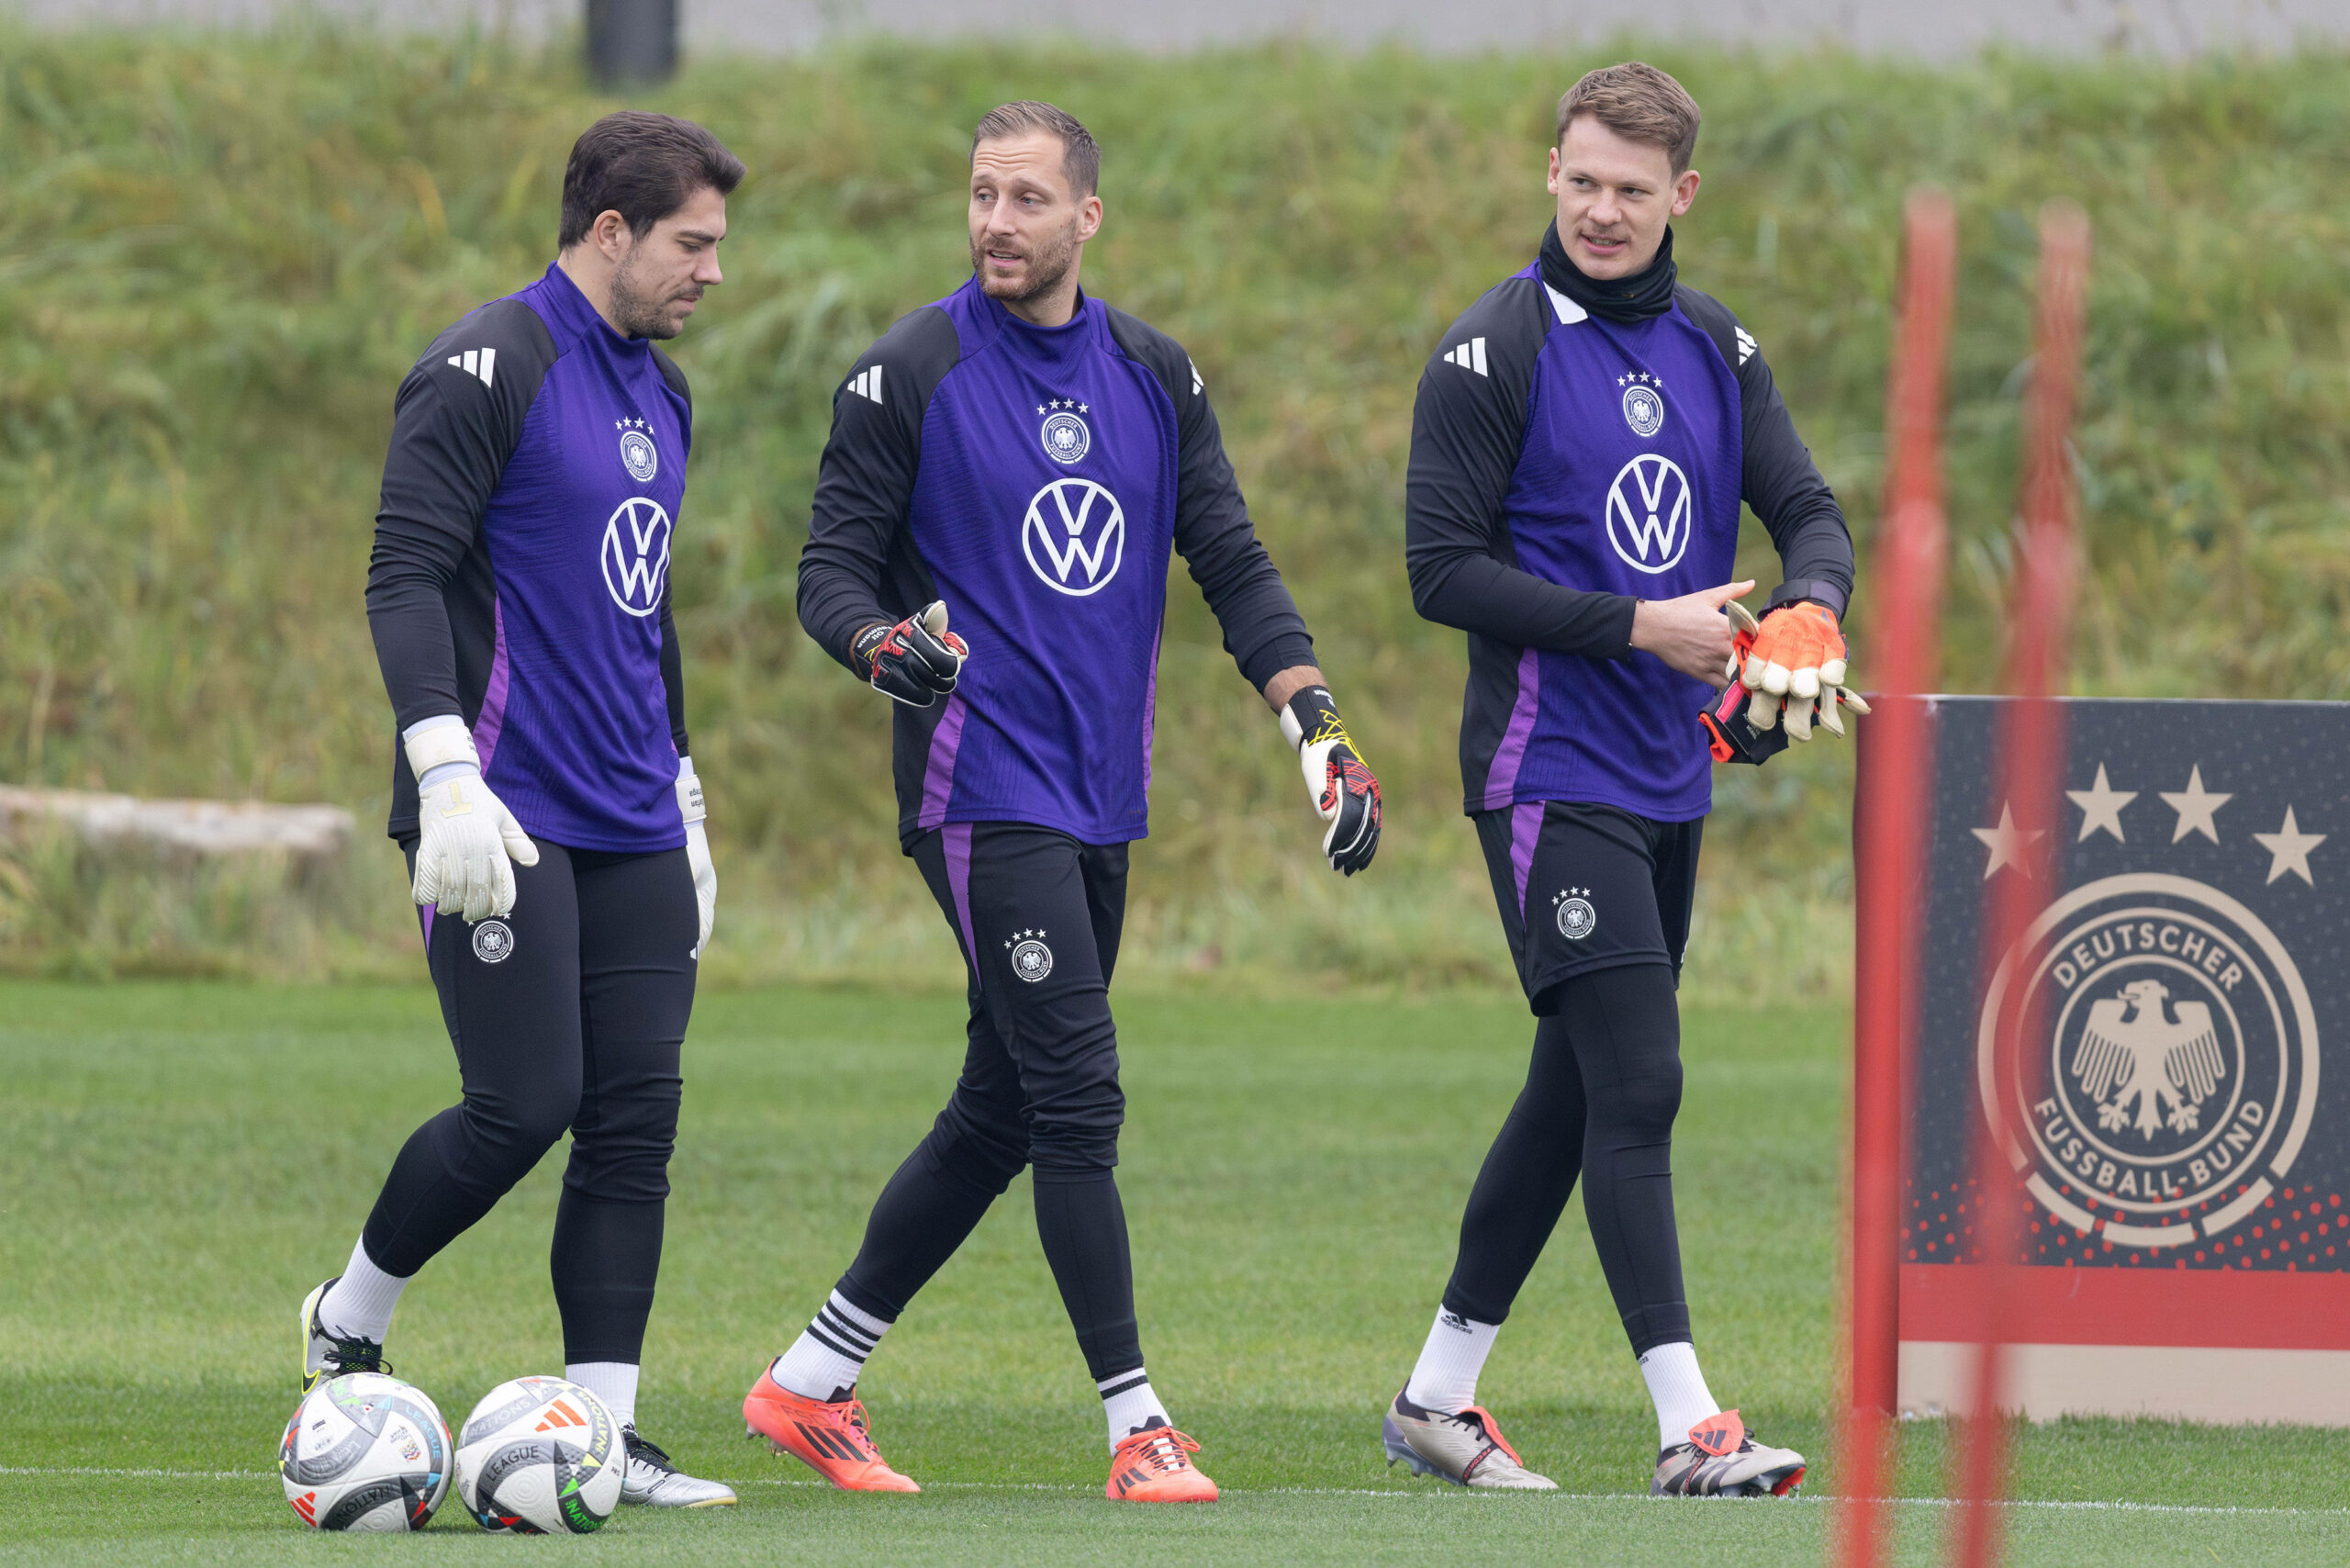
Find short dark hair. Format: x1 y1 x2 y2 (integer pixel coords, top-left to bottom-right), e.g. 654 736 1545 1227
559 111 744 249
1556 62 1703 175
972 101 1099 197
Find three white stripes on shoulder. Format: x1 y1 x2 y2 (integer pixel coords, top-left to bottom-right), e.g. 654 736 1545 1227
445 347 497 387
1443 337 1488 376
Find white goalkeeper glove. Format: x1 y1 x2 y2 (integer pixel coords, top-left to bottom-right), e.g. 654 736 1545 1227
677 755 715 960
405 716 538 923
1279 686 1382 876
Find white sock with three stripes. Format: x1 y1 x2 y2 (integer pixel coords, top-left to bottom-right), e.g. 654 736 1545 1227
1098 1368 1169 1450
773 1290 891 1402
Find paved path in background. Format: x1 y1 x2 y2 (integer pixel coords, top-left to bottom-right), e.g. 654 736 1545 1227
17 0 2350 57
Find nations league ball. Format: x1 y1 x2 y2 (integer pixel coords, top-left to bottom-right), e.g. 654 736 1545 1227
279 1372 453 1531
453 1375 624 1533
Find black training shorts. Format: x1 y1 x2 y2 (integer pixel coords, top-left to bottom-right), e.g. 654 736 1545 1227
1473 800 1702 1014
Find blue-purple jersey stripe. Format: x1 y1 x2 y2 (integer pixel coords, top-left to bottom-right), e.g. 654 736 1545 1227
1483 647 1541 810
471 599 512 771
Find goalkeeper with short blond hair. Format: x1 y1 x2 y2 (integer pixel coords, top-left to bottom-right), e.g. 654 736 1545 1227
1388 61 1861 1497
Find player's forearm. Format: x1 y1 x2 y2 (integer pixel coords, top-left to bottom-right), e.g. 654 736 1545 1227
1758 492 1854 617
1261 665 1325 711
794 537 898 676
1174 501 1316 693
364 532 466 730
1740 378 1854 615
1407 545 1637 658
657 588 690 756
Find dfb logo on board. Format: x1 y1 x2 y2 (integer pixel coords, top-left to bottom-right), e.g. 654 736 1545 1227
600 497 672 618
1021 477 1125 597
1975 873 2318 1250
1604 453 1691 574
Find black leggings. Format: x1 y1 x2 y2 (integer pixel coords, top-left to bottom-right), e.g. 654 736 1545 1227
1441 963 1691 1355
832 823 1143 1384
361 840 698 1365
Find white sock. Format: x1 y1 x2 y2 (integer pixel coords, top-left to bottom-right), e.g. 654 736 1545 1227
317 1238 409 1342
566 1361 639 1431
773 1290 892 1402
1404 1306 1500 1415
1098 1368 1169 1450
1638 1341 1721 1451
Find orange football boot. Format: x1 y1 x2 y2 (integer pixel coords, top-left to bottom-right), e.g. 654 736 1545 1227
743 1367 920 1493
1104 1426 1218 1503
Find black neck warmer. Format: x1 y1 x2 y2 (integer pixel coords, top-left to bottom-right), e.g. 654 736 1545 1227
1539 219 1679 322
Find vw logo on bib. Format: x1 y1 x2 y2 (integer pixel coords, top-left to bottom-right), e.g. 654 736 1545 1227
600 496 672 617
1604 453 1692 575
1021 477 1125 596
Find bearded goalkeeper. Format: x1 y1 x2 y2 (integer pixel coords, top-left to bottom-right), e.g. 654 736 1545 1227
1384 62 1860 1497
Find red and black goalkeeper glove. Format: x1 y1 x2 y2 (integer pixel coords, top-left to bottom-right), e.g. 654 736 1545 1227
852 601 968 708
1280 687 1381 876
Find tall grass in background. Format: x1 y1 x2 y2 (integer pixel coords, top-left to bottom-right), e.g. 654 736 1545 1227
2 28 2346 990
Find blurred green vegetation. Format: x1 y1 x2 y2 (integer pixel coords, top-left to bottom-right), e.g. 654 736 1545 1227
2 28 2346 991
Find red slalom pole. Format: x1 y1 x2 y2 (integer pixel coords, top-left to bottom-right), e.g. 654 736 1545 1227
1949 202 2092 1568
1836 188 1956 1568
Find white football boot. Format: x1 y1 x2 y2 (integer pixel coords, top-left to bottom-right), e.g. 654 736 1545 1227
1650 1410 1806 1497
1382 1388 1557 1489
298 1278 388 1394
620 1427 738 1507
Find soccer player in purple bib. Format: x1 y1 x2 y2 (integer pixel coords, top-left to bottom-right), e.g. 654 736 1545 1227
297 113 742 1508
745 100 1382 1503
1382 63 1863 1496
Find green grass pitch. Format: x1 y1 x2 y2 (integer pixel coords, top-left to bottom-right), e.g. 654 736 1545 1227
3 980 2344 1564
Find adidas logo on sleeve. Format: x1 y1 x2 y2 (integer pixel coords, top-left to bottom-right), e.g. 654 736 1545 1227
445 348 497 387
847 365 884 404
1734 327 1757 365
1442 337 1488 376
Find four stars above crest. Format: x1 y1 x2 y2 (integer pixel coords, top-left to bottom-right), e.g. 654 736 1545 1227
1975 763 2326 885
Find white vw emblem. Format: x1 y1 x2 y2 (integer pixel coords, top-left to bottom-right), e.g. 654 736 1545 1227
1604 453 1692 575
1021 477 1125 596
599 496 672 617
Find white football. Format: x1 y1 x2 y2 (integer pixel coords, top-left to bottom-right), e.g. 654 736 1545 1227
278 1372 453 1531
453 1375 623 1533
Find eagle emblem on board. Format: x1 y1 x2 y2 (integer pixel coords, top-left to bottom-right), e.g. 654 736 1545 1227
2072 980 2227 1139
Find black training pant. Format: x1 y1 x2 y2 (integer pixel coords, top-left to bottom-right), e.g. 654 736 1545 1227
834 822 1142 1385
362 839 698 1365
1445 801 1698 1355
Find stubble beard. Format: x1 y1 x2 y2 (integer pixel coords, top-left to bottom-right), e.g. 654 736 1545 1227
972 218 1079 307
610 252 686 341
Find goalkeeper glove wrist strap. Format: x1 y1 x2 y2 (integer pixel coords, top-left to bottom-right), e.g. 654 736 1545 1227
676 755 706 825
1279 687 1358 759
404 716 481 789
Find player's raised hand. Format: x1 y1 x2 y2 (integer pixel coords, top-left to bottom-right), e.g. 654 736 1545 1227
1281 687 1381 876
854 601 968 707
1630 580 1758 682
404 719 539 924
1740 601 1869 740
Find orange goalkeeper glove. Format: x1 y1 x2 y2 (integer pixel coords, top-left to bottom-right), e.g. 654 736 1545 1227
1738 600 1870 741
